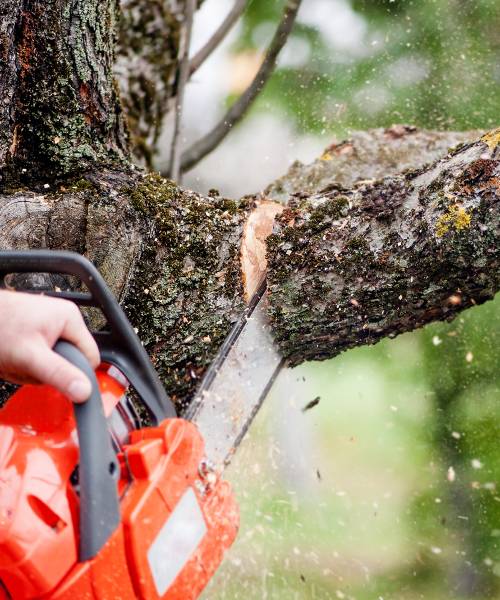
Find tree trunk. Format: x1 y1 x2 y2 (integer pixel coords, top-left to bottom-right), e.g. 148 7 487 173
0 1 498 411
0 0 128 186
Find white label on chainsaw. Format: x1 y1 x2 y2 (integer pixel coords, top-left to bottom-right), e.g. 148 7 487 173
147 487 207 596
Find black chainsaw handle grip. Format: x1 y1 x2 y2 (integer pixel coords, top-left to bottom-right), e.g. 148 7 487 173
54 341 120 562
0 250 176 423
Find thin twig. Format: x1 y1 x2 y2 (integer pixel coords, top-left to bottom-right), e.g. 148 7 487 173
189 0 248 77
168 0 197 182
180 0 302 174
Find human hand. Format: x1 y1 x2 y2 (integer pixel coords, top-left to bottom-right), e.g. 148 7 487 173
0 290 100 402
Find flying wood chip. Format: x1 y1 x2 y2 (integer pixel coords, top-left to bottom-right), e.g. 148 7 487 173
302 396 321 412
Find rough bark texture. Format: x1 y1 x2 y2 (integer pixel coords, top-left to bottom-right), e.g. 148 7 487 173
116 0 184 165
263 125 482 201
0 0 21 170
0 0 128 187
0 168 248 408
120 174 248 408
0 129 498 409
0 169 143 292
266 131 499 365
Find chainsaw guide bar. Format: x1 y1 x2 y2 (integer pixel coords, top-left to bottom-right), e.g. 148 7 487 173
185 281 284 472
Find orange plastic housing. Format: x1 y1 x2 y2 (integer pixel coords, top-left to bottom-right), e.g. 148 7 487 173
0 368 239 599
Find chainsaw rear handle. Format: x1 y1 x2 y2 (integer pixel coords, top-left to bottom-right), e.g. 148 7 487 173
0 250 176 423
54 341 121 562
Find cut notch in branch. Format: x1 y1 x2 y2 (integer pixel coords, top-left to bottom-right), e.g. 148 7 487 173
179 0 303 174
189 0 248 77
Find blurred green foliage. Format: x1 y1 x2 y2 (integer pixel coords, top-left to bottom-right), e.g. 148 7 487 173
203 1 500 598
413 297 500 597
238 0 500 134
207 297 500 600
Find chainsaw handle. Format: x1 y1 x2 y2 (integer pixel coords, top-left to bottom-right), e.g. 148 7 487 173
54 340 120 562
0 250 176 423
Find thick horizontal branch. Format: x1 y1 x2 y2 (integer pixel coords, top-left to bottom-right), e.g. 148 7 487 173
266 130 499 364
263 125 484 201
0 168 248 409
0 128 498 410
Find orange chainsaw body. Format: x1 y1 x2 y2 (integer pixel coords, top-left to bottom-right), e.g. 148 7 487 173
0 367 239 599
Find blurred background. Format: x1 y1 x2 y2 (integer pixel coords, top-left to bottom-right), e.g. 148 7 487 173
158 0 500 597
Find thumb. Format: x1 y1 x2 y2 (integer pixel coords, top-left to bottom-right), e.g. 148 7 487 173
28 343 93 403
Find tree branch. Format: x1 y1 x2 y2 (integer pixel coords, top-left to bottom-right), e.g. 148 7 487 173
262 125 484 202
168 0 197 182
179 0 302 173
189 0 247 77
1 128 497 410
267 131 499 364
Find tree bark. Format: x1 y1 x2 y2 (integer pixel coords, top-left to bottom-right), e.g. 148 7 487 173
266 130 499 365
116 0 184 165
0 0 128 186
0 128 498 409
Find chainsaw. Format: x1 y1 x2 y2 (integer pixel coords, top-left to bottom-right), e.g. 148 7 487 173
0 250 282 599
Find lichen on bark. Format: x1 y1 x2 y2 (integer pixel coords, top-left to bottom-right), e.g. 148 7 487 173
266 135 499 365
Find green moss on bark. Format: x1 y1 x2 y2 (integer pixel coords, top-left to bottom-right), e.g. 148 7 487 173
1 0 128 188
266 139 500 365
122 173 248 409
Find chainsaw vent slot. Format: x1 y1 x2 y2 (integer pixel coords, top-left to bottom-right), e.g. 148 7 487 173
2 271 90 299
27 495 66 532
70 466 80 493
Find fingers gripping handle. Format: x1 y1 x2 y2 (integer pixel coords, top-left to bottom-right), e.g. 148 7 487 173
0 250 176 423
54 341 120 562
